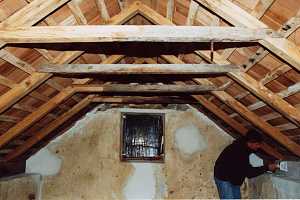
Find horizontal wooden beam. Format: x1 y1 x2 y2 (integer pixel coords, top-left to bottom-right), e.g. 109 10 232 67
91 96 199 104
196 50 300 127
0 0 72 49
37 63 240 75
0 25 276 44
194 0 300 72
162 54 300 157
73 84 220 94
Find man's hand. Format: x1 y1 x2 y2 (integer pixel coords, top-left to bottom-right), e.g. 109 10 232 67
268 163 279 172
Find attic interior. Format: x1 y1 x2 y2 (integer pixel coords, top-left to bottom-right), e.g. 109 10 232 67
0 0 300 199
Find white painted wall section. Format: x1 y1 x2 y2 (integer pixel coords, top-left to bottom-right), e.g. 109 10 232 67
175 123 207 155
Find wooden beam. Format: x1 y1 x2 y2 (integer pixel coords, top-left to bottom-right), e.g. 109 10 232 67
37 63 240 75
140 0 300 128
67 1 88 25
0 3 138 114
214 91 300 156
0 0 71 49
194 0 300 72
186 1 199 26
228 72 300 126
0 73 51 114
194 95 284 159
0 26 276 44
91 96 199 104
196 50 300 127
0 87 75 148
4 95 92 161
219 13 300 90
95 0 110 22
0 48 79 103
136 3 295 157
142 58 283 159
166 0 174 21
230 82 300 118
162 55 300 157
73 84 220 94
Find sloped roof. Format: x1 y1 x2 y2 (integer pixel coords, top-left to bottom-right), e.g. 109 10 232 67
0 0 299 161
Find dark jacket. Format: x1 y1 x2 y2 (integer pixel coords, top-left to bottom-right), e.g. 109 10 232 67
214 139 268 186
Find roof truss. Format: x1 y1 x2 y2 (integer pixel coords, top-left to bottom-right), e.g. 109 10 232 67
0 0 299 161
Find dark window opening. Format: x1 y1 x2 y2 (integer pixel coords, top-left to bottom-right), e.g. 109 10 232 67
121 112 164 162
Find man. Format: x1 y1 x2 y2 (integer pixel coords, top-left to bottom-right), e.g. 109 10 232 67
214 130 278 199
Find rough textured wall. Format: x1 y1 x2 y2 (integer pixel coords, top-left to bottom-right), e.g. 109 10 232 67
248 174 300 199
3 107 235 200
0 176 36 200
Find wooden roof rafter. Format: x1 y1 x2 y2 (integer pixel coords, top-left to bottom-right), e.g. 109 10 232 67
0 0 139 115
133 2 300 157
0 0 299 161
193 0 300 72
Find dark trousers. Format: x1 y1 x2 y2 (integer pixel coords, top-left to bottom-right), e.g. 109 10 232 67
214 177 241 199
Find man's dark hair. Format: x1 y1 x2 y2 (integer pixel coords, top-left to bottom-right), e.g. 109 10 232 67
245 129 263 143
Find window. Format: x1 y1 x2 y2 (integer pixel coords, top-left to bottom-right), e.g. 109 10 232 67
121 112 165 162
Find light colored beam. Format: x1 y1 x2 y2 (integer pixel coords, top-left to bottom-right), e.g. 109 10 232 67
137 2 295 157
0 0 72 49
196 50 300 127
37 63 240 74
0 25 276 44
162 54 300 157
67 1 88 25
194 0 300 72
166 0 174 21
0 2 138 114
95 0 110 22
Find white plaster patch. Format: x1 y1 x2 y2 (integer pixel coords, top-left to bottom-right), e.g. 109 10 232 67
271 176 300 199
249 153 264 167
175 124 207 155
123 163 157 200
188 106 232 138
26 148 62 176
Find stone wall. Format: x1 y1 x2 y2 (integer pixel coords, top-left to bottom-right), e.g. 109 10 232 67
2 106 235 199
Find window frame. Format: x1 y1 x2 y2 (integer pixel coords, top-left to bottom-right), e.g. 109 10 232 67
120 112 165 163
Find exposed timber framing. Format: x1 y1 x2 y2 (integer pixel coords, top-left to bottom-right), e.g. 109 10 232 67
0 26 276 44
0 82 218 148
136 2 297 157
141 58 284 159
166 0 174 21
193 0 300 72
162 54 300 157
72 84 220 94
193 95 284 159
4 95 93 161
37 63 240 75
196 50 300 127
95 0 111 22
91 96 199 104
0 2 139 115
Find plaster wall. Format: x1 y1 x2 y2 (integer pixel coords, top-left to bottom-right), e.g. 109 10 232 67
2 106 235 199
249 174 300 199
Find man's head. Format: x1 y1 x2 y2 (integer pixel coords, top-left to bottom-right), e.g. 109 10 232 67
245 130 263 151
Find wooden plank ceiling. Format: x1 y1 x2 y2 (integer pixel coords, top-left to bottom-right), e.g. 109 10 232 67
0 0 299 161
